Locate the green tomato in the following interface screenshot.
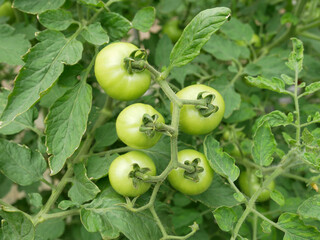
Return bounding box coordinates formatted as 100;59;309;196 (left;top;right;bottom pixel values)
162;18;183;43
108;151;156;197
239;171;275;202
94;42;151;101
0;1;14;20
116;103;165;149
251;34;261;47
173;84;225;135
168;149;214;195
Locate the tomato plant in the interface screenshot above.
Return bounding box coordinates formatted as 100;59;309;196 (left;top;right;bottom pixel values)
1;1;320;240
162;18;183;43
108;151;156;197
116;103;165;149
168;149;213;195
174;84;225;135
94;42;151;101
238;171;275;202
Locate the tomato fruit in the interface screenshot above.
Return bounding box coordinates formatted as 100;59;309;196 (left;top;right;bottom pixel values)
94;42;151;101
162;18;183;43
168;149;214;195
239;171;275;202
0;1;14;20
116;103;165;149
108;151;156;197
174;84;225;135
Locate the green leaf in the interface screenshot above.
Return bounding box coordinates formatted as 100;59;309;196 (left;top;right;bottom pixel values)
80;186;162;240
13;0;65;14
278;213;320;240
170;64;201;88
0;173;12;198
304;82;320;95
132;7;155;32
155;35;173;69
169;7;230;69
261;220;272;233
28;193;43;209
303;150;320;170
244;63;262;76
210;77;241;118
81;22;109;45
270;189;285;206
189;175;239;208
100;12;131;40
213;207;237;232
0;24;30;65
58;200;79;210
94;122;117;149
79;0;100;5
220;17;254;43
245;76;290;94
0;139;46;186
225;102;256;123
252;122;276;167
0;30;83;129
253;111;293;133
203;35;249;61
35;218;65;240
0;88;34;135
46;80;92;175
0;208;34;240
281;74;294;85
68;163;100;205
157;0;183;14
286;38;304;73
255;54;292;79
298;195;320;221
204;135;240;182
38;9;73;31
86;154;117;180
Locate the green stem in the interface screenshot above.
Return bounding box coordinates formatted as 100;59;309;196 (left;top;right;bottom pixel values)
33;167;74;226
251;208;287;233
231;167;285;240
150;206;168;237
253;211;258;240
293;67;301;144
41;209;80;222
282;172;309;183
87;146;134;157
298;31;320;41
297;19;320;31
40;178;56;189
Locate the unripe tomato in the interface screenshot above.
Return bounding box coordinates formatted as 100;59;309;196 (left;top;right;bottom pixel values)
94;42;151;101
173;84;225;135
168;149;214;195
251;34;261;47
116;103;165;149
239;171;275;202
0;1;14;20
162;18;183;43
108;151;156;197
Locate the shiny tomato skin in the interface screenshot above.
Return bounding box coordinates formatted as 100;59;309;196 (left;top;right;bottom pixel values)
174;84;225;135
94;42;151;101
116;103;165;149
168;149;214;195
108;151;156;197
239;171;275;202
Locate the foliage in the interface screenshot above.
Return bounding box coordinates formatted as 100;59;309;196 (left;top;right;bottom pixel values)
1;0;320;239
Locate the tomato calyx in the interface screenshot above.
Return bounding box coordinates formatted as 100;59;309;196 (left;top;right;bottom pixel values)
139;113;176;137
124;49;148;74
181;158;204;182
129;163;152;188
195;91;220;117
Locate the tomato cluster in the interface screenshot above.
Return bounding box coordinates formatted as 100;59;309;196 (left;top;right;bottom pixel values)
94;42;225;197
